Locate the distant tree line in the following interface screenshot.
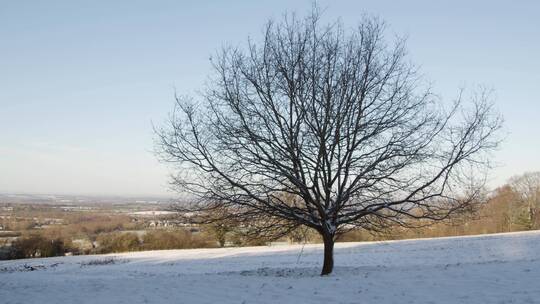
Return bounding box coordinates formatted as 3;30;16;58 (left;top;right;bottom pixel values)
177;171;540;245
2;229;215;260
337;172;540;241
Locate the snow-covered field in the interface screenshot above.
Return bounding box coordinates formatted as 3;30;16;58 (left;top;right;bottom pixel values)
2;231;540;304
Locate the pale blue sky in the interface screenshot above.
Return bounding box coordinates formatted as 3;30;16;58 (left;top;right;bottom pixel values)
1;0;539;196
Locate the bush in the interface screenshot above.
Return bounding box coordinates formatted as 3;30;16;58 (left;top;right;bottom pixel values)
142;230;212;250
8;234;67;259
93;230;214;254
95;232;141;253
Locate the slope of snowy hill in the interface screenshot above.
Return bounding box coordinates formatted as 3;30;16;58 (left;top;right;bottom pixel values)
1;231;540;304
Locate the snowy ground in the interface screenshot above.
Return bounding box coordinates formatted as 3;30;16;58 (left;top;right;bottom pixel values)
2;231;540;304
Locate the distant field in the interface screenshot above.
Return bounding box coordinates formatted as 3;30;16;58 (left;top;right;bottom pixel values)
1;230;539;304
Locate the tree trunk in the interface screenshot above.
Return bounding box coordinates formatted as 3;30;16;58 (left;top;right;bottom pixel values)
321;233;334;276
530;205;537;230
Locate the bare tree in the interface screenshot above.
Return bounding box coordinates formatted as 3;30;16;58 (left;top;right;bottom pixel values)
509;172;540;229
155;9;502;275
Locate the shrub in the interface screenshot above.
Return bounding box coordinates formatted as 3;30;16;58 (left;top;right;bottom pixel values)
8;234;67;259
141;230;212;250
95;232;140;253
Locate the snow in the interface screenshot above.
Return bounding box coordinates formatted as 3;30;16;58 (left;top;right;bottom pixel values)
130;211;177;216
2;230;540;303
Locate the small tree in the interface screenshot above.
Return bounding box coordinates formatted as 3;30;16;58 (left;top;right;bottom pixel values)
156;9;501;275
201;206;235;247
509;172;540;229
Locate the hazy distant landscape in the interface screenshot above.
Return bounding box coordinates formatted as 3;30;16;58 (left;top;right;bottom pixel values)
0;193;206;260
2;169;539;262
2;1;540;303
